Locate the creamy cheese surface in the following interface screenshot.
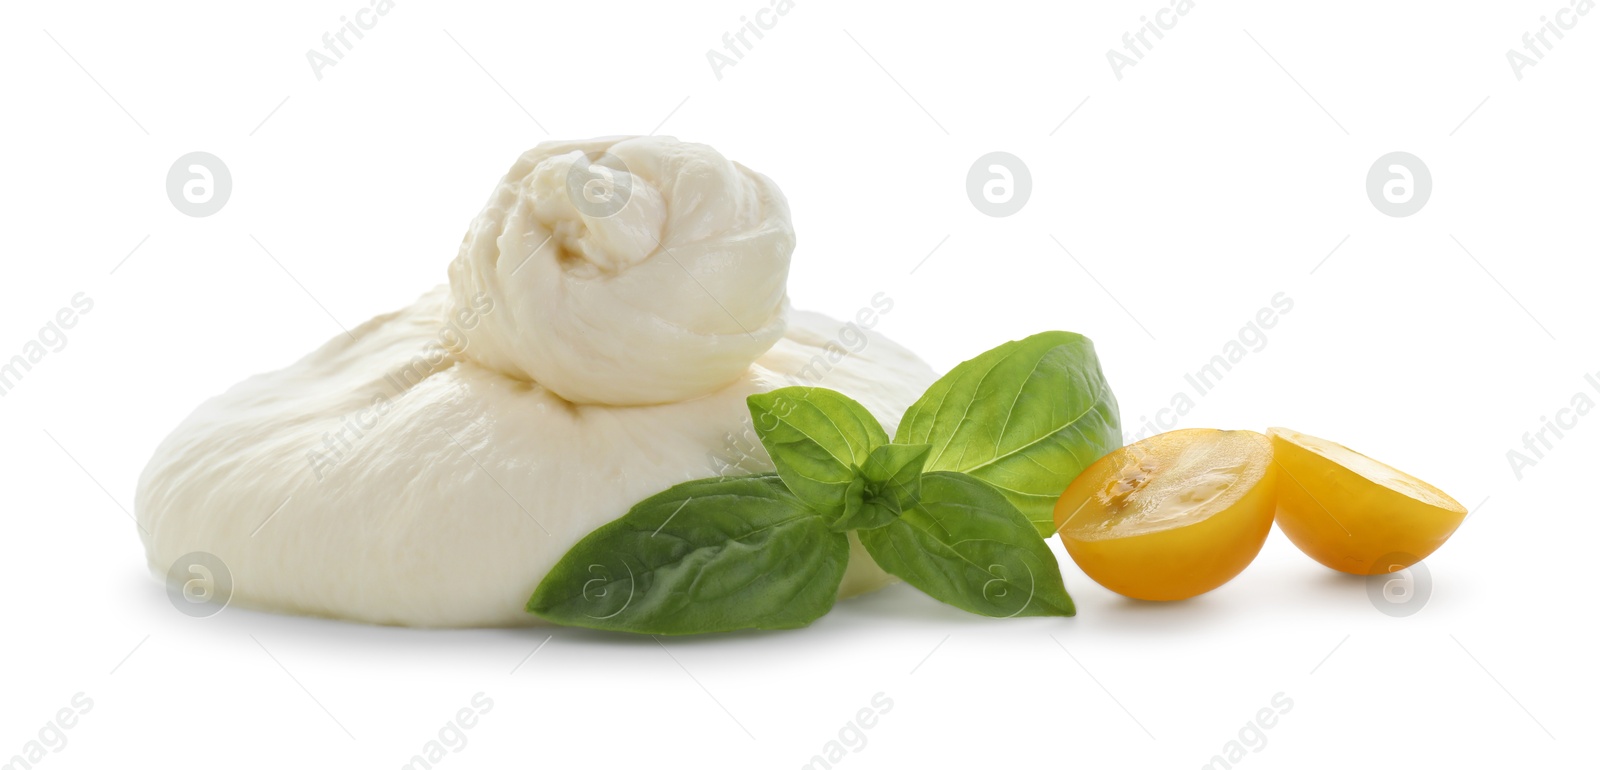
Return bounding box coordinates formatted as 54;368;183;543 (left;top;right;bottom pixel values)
449;136;794;406
135;137;937;627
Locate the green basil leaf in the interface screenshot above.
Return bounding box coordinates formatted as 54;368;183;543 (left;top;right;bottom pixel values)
862;442;932;513
527;474;849;635
748;387;889;515
824;443;932;532
823;476;877;532
829;482;900;533
834;501;900;532
858;472;1075;618
894;331;1121;537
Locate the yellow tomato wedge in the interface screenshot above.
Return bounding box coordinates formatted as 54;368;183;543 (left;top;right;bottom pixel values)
1268;427;1466;575
1054;429;1276;601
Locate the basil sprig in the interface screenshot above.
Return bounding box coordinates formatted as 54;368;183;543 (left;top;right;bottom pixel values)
528;331;1121;634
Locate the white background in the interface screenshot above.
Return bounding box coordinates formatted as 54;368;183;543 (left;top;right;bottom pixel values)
2;0;1594;767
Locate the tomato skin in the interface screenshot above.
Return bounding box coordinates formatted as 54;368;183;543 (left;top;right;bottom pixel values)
1054;429;1276;602
1269;429;1466;576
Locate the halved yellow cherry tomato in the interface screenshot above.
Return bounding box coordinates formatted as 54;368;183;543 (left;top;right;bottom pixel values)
1268;427;1466;575
1054;429;1276;601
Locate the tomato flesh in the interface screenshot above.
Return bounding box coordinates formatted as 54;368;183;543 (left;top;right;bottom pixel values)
1055;429;1276;601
